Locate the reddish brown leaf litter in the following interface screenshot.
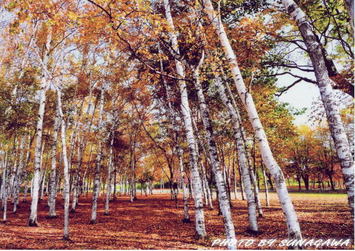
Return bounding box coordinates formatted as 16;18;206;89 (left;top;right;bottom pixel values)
0;193;353;249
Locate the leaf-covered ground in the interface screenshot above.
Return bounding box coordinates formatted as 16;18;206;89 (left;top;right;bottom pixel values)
0;192;353;249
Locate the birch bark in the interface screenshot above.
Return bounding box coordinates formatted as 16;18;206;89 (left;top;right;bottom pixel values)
160;56;191;221
57;89;70;240
13;136;26;213
1;153;8;222
214;78;258;232
202;0;302;239
48;110;59;217
28;76;48;226
104;132;114;215
282;0;354;214
28;27;52;226
163;0;206;238
90;89;105;224
193;62;237;249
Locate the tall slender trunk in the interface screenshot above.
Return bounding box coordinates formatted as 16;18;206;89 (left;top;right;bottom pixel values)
48;112;59;217
232;155;238;200
1;152;8;222
215;78;258;232
201;164;213;209
28;28;52;226
159;44;190;221
163;0;206;238
250;167;263;217
104;132;114;215
238;167;245;201
23;134;32;203
29;76;48;226
178;148;191;223
193;63;236;248
71;136;84;213
13;136;26;213
283;0;354;214
57;89;70;240
113;167;117;199
90;89;105;224
40;171;47;200
203;0;302;239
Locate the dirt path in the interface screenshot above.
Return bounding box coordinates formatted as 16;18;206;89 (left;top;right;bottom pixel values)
0;193;353;249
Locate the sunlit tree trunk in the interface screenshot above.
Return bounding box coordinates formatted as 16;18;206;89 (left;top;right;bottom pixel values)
90;89;105;224
177;147;191;223
29;75;49;226
192;123;214;210
1;152;8;222
23;134;32;203
28;27;52;227
214;78;258;232
71;138;83;213
71;171;78;212
203;0;302;239
57;88;70;240
163;0;206;238
40;170;47;200
160;51;191;221
193;63;237;249
104;132;114;215
13;136;26;213
238;166;245;201
48;112;59;218
283;0;354;214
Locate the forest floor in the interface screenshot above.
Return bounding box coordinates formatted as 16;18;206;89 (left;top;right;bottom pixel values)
0;192;353;250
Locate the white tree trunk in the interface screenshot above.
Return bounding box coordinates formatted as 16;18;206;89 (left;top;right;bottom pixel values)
2;153;8;222
202;0;301;239
194;66;237;249
215;78;258;232
163;0;206;238
48;111;59;217
13;136;26;213
177;147;191;223
40;171;47;199
29;76;48;226
71;142;81;212
28;27;52;226
283;0;354;214
57;89;70;240
90;89;105;224
104;133;114;215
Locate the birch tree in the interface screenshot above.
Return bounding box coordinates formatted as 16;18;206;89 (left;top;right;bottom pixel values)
193;53;237;248
48;113;59;218
90;88;105;224
104;132;114;216
163;0;206;238
201;0;302;240
214;77;258;232
57;88;70;240
282;0;354;214
29;26;52;226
